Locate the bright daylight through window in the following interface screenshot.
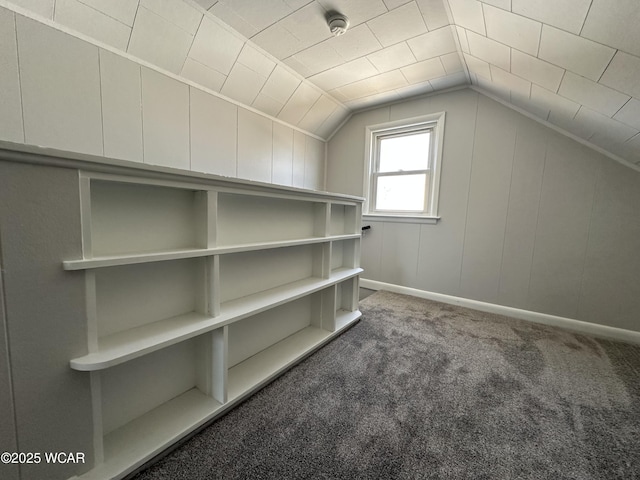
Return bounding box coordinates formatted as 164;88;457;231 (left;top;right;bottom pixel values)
366;113;445;221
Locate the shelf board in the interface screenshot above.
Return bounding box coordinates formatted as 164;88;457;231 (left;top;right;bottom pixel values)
227;318;359;401
336;309;362;331
70;268;363;371
77;388;223;480
63;234;361;270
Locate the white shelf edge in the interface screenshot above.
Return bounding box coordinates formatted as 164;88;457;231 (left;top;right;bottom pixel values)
70;268;363;371
76;388;223;480
63;234;361;271
335;309;362;331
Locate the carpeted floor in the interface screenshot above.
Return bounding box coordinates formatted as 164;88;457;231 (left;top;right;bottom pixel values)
132;290;640;479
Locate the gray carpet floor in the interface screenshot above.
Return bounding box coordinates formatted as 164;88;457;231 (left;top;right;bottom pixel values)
132;290;640;479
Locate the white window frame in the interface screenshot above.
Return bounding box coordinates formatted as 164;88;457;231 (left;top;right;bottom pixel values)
363;112;445;224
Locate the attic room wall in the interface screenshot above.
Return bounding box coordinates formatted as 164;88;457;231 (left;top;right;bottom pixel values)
0;6;326;191
327;88;640;333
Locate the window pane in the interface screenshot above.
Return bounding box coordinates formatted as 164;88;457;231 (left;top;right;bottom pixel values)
379;132;430;172
375;174;428;212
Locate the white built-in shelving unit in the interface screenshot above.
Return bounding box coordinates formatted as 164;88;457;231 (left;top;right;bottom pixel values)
64;172;363;480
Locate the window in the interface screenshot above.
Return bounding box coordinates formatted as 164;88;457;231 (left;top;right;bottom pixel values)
365;113;445;222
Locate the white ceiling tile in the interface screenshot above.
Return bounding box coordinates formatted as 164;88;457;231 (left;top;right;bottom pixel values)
489;64;531;98
474;75;510;101
345;90;402;109
261;65;301;103
188;16;243;75
530;84;580;120
456;26;470;54
581;0;640;58
367;42;417;73
416;0;450;31
549;108;597;138
286;26;380;78
367;2;428;47
511;50;564;92
317;0;388;27
327;88;350;103
0;8;23;143
252;92;284;117
333;70;408;100
278;83;321;124
463;53;491;79
315;105;350;138
558;72;629;117
140;0;203;35
55;0;131;50
78;0;138;26
407;26;456;61
600;52;640;100
401;57;446;83
328;24;382;62
512;0;591;34
383;0;413;9
440;52;464;74
210;0;294;35
181;57;226;92
430;71;468;89
466;30;510;71
252;24;304;59
192;0;217;9
510;92;551;120
309;57;379;90
207;1;258;38
128;7;193;73
481;0;511;10
220;62;267;105
237;44;276;78
613;99;640;131
283;56;315;77
394;80;433;98
10;0;54;18
538;25;615;81
447;0;485;35
483;4;541;56
575;107;638;146
279;2;332;50
299;95;338;132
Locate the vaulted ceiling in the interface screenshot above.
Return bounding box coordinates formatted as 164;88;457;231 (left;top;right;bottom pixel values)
7;0;640;167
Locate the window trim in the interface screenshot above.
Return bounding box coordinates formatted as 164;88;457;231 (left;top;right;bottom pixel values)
364;112;446;220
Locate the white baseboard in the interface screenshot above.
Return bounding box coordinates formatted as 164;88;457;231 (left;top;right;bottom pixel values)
360;279;640;345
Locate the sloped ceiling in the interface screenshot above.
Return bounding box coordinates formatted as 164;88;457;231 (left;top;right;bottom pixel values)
5;0;640;167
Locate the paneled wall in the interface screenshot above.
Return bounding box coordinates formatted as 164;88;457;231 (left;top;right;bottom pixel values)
0;6;326;191
327;88;640;332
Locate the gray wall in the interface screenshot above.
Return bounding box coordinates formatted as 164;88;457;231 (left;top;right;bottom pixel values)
0;6;325;191
327;88;640;332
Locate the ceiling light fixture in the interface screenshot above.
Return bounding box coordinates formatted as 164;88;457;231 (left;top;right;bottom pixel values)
327;13;349;36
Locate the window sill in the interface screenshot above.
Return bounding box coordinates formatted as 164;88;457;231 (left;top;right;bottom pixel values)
363;214;440;225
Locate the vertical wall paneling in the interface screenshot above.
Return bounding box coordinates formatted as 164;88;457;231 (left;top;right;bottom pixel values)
99;49;143;163
497;118;547;307
0;256;19;480
359;221;383;281
0;163;93;479
527;134;601;318
576;160;640;330
304;136;325;191
292;130;306;188
412;91;477;296
237;108;273;183
272;122;294;186
16;15;103;156
141;67;190;169
0;7;24;144
380;222;422;288
326;108;391;197
459;96;516;303
190;87;238;177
